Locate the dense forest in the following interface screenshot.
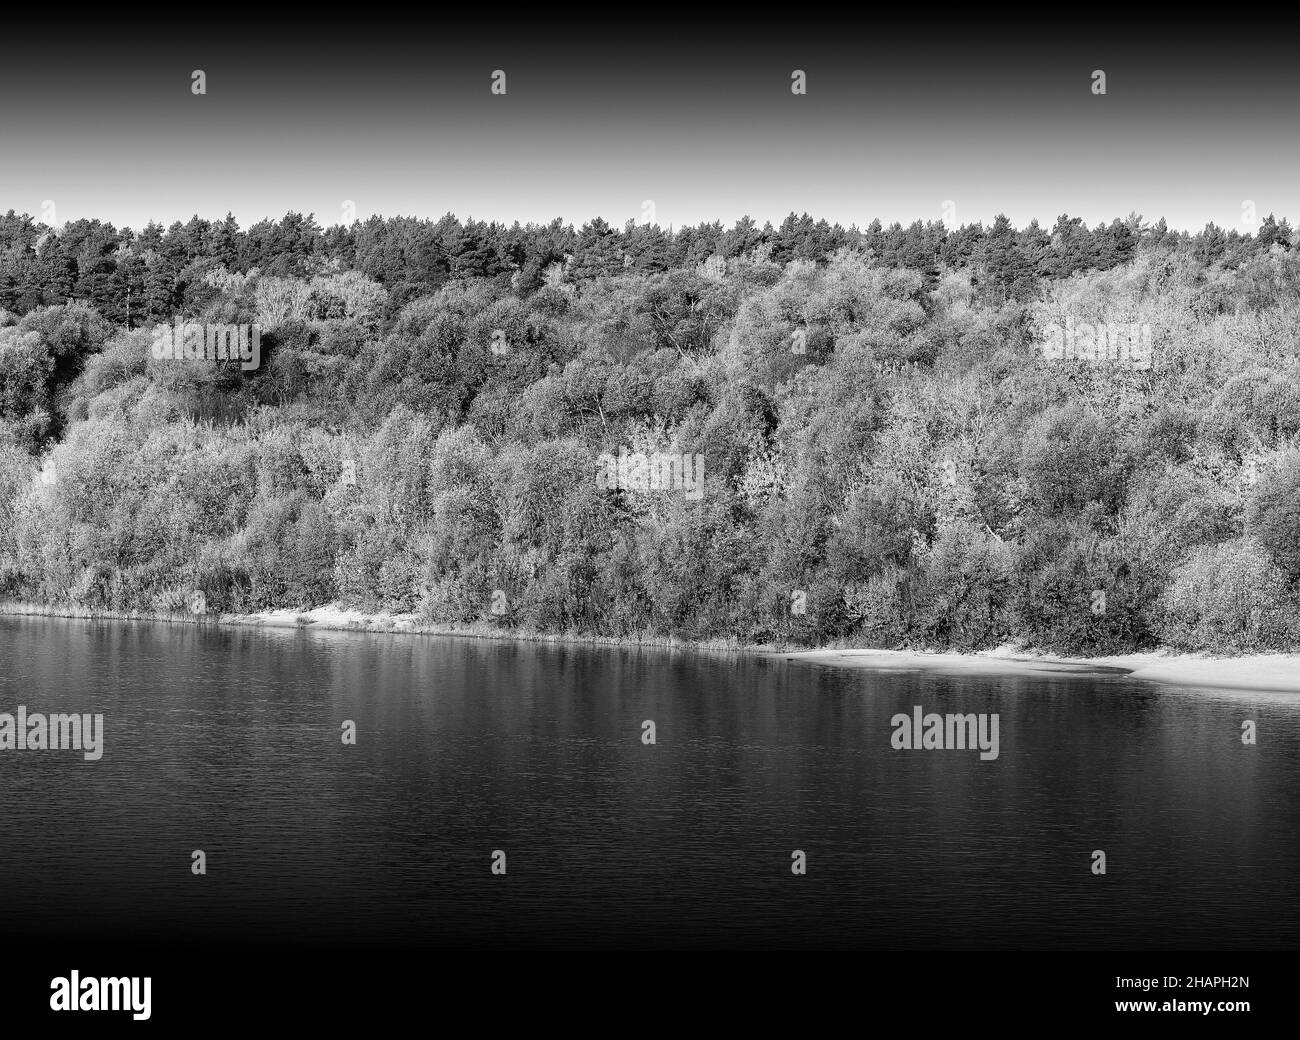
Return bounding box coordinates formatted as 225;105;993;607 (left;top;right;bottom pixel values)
1;208;1298;654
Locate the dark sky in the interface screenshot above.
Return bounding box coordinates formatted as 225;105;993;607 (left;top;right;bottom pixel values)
2;14;1296;232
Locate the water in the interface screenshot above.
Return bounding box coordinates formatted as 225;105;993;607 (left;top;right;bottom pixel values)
1;615;1296;950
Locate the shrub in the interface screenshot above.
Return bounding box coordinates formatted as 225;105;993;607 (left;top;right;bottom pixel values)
1246;449;1300;580
1158;537;1300;652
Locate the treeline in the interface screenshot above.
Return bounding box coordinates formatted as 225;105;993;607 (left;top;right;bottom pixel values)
2;208;1296;325
1;212;1299;655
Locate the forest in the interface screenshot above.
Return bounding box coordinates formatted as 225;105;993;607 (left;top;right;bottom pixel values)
1;207;1298;654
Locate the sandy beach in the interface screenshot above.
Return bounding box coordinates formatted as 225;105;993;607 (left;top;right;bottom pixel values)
781;647;1300;693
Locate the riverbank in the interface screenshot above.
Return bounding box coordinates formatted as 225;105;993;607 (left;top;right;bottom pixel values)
3;601;1298;693
782;647;1300;693
0;600;752;652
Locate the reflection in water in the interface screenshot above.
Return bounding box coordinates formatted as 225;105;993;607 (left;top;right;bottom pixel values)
0;616;1296;949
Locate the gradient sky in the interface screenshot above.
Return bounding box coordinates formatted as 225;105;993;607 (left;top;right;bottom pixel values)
2;14;1296;233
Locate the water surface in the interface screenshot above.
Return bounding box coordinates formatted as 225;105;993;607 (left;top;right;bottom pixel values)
1;616;1295;949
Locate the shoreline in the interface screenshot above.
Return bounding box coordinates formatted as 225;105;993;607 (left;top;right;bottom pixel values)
0;600;758;653
783;647;1300;694
3;601;1298;693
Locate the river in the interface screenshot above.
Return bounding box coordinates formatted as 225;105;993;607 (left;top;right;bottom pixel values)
1;616;1296;949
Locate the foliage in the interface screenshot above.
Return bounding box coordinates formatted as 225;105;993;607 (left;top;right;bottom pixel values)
1;207;1298;653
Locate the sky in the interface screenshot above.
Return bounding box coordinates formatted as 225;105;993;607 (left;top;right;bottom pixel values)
2;14;1296;234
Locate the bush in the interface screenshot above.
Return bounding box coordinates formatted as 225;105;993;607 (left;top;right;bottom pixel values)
1158;537;1300;652
844;563;910;647
911;522;1012;651
1246;449;1300;581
